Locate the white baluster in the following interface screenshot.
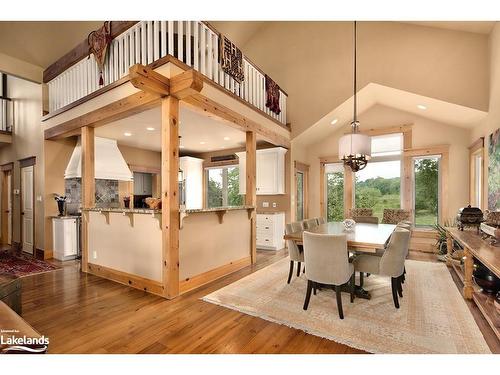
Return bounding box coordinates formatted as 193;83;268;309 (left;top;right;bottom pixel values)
193;21;199;70
186;21;191;66
200;25;206;75
212;32;218;84
207;30;213;79
153;21;160;61
168;21;174;55
178;21;184;62
147;21;153;64
135;24;141;64
141;22;147;65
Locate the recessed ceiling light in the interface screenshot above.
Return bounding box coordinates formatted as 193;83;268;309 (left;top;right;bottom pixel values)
331;118;338;125
124;132;132;137
223;136;230;141
146;127;155;131
179;145;185;149
200;141;206;145
417;104;427;110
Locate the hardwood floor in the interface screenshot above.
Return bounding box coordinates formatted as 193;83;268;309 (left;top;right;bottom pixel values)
19;249;497;354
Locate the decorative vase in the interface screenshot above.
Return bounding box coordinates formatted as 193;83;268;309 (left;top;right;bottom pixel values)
123;197;130;209
57;200;65;216
343;219;356;231
473;262;500;295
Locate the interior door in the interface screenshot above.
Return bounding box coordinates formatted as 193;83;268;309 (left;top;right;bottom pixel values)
7;172;11;245
21;166;34;254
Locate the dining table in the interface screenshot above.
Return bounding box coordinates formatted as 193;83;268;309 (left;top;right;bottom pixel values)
283;221;397;299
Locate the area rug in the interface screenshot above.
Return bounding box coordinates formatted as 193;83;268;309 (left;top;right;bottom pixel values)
203;258;491;354
0;251;60;277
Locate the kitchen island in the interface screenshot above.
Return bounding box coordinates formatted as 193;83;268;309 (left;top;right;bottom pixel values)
82;206;255;296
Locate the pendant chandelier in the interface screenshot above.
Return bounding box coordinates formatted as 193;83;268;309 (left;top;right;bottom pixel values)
338;21;371;172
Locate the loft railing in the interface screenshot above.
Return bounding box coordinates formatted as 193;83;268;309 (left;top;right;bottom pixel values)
46;21;288;126
0;96;13;132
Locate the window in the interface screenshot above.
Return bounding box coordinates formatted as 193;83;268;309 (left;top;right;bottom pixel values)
296;171;305;221
469;139;484;209
325;163;345;222
206;166;243;208
354;133;403;221
413;156;440;227
473;153;482;207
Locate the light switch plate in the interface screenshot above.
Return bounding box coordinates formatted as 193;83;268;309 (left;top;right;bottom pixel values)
36;195;42;202
272;202;277;208
262;202;269;208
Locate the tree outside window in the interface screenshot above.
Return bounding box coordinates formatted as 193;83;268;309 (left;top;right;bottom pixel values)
207;166;243;208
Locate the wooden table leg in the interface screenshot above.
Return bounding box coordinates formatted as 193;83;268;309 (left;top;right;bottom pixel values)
446;232;453;266
463;247;474;300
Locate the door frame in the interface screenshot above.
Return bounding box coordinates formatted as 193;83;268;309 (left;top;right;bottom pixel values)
19;156;36;254
294;161;309;221
1;162;13;246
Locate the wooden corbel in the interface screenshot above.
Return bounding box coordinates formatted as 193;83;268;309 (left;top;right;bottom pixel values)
122;211;134;227
129;64;170;97
246;207;255;220
98;210;110;225
216;210;227;224
170;69;204;99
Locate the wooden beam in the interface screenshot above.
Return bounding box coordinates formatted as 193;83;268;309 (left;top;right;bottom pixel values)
44;91;160;140
161;96;180;299
182;94;290;148
129;64;170;97
43;21;139;83
81;126;95;273
245;131;257;264
170;69;204;99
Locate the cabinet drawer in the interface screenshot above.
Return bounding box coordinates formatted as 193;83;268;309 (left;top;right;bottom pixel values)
256;236;274;246
257;215;274;224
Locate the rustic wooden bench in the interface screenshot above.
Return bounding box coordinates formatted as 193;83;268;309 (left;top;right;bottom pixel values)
0;273;21;315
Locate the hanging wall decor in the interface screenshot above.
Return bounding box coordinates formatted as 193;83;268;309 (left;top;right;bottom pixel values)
219;34;244;83
265;75;281;115
88;21;112;86
488;128;500;211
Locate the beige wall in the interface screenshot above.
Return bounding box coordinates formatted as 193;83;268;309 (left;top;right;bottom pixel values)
0;52;43;83
216;21;489;138
301;104;471;221
0;75;44;250
471;22;500;211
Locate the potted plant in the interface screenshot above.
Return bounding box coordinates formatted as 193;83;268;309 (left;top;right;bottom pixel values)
123;196;131;209
434;218;460;262
53;194;67;216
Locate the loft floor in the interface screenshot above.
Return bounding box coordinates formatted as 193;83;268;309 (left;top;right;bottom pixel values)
20;250;498;354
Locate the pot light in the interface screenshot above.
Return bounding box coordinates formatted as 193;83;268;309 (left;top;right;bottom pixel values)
179;145;185;149
223;136;230;141
200;141;206;145
146;127;155;131
331;118;338;125
417;104;427;110
124;132;132;137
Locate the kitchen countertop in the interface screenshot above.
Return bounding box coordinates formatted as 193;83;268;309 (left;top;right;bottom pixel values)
81;206;255;215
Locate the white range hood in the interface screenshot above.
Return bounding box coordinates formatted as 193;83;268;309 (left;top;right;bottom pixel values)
65;137;133;181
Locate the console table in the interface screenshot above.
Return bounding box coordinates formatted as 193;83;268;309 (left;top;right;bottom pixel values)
446;227;500;341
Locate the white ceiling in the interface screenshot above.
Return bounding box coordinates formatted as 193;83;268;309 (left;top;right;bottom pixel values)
296;82;488;147
95;105;247;153
403;21;496;35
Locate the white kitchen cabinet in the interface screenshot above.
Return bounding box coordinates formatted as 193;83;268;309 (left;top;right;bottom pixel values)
52;217;79;261
256;213;285;250
133;172;153;195
237;147;287;195
179;156;204;209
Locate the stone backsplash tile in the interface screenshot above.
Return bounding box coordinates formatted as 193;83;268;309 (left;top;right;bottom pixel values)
64;178;119;213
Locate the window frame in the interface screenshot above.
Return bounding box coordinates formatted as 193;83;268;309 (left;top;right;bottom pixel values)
294;160;309;221
468;137;485;209
205;164;241;208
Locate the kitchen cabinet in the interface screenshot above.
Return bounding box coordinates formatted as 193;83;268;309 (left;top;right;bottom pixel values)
52;217;79;261
237;147;287;195
133;172;153;195
179;156;203;209
256;213;285;250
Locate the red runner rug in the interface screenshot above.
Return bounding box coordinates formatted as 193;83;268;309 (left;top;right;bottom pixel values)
0;251;60;277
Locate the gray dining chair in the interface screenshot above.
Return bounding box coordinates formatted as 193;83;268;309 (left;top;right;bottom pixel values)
353;228;411;309
315;217;326;225
382;209;411;224
303;218;318;230
352;216;379;224
302;232;355;319
285;223;305;283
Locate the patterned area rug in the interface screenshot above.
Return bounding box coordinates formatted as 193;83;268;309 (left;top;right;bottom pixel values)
203;258;491;354
0;251;60;277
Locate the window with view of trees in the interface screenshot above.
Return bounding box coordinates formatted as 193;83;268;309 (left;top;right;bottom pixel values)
354;133;403;222
206;166;243;208
413;156;440;226
355;160;401;222
325;163;345;222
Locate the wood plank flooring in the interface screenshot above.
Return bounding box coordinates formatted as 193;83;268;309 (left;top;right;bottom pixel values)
18;250;497;354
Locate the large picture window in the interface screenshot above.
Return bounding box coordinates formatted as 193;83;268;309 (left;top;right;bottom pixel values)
206;166;243;208
325;163;345;222
413;156;440;227
354;133;403;222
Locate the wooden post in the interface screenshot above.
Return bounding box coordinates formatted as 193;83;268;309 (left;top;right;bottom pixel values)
245;131;257;264
161;96;180;299
446;231;453;266
463;247;474;300
81;126;95;273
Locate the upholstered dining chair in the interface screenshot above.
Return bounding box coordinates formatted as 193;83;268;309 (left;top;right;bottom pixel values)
352;216;379;224
303;218;318;230
353;228;411;309
348;208;373;218
382;209;411;224
302;232;355;319
285;223;305;284
315;217;326;225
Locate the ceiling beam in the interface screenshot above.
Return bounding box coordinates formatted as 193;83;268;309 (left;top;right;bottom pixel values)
129;64;170;97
